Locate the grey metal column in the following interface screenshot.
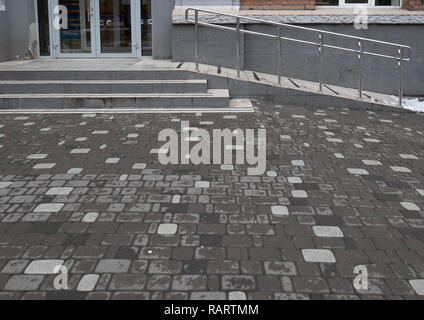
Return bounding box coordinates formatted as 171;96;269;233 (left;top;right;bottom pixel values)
195;10;199;72
277;26;282;85
398;47;403;107
359;40;364;100
236;17;241;78
319;33;323;93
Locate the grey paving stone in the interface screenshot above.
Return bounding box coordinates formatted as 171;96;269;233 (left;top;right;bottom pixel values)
77;274;100;292
5;275;44;291
95;260;131;273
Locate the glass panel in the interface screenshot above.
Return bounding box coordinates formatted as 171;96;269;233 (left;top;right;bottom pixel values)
315;0;339;5
344;0;369;3
37;0;50;56
59;0;92;54
375;0;400;5
141;0;152;56
99;0;132;54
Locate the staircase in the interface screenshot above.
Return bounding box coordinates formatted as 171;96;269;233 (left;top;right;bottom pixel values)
0;70;230;110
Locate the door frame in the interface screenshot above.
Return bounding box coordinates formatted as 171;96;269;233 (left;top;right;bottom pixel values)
50;0;142;58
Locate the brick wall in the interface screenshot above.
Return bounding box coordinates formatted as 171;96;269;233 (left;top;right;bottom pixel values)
403;0;424;10
240;0;316;9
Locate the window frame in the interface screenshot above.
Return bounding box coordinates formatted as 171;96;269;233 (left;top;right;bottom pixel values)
316;0;402;8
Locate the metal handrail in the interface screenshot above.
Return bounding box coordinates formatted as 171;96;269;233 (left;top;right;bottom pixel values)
185;7;412;107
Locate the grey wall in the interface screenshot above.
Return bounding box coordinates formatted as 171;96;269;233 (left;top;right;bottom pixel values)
152;0;175;59
1;0;36;61
0;10;8;61
172;23;424;96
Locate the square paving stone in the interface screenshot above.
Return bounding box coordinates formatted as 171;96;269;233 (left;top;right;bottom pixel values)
313;226;344;238
46;187;73;195
24;260;64;274
302;249;336;263
172;275;207;291
33;203;64;213
229;291;247;300
77;274;99;291
95;259;131;273
391;166;412;173
271;206;289;216
409;280;424;295
401;202;420;211
5;275;44;291
347;168;369;175
158;223;178;235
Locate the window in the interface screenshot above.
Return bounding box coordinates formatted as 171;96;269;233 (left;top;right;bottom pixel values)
0;0;6;12
316;0;401;6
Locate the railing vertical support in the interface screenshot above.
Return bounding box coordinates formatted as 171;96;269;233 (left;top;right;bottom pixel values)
195;10;199;72
236;17;241;78
359;40;364;100
319;32;324;93
277;26;282;85
398;47;403;107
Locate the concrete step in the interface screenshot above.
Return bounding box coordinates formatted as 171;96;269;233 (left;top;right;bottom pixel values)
0;70;201;81
0;89;230;109
0;80;208;94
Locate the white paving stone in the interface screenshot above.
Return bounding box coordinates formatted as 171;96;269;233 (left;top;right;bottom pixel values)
132;163;146;170
292;115;305;119
362;160;382;166
195;181;210;188
34;203;64;213
409;280;424;295
327;138;343;143
313;226;344;238
172;195;181;204
400;202;420;211
221;165;234;170
363;138;380;143
280;135;292;141
291;160;305;166
271;206;289;216
291;190;308;198
82;212;99;222
24;260;64;274
334;153;344;159
127;133;139;138
27;154;48;160
0;182;12;189
92;130;109;135
302;249;336;263
347;168;369;175
75;137;87;142
70;148;91;154
105;158;120;164
391;166;412;173
46;187;73;195
33;163;56;169
266;171;277;177
288;177;302;184
158;223;178;235
399;154;419;160
67;168;83;174
229;291;247;300
417;189;424;196
77;274;99;292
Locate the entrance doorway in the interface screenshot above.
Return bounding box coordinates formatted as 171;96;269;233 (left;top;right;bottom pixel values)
45;0;151;58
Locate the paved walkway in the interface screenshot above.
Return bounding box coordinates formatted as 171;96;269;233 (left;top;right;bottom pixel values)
0;101;423;300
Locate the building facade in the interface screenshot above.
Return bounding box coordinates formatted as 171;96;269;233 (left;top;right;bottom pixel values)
0;0;423;95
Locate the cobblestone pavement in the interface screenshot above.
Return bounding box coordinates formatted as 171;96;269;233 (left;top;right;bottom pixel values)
0;101;424;300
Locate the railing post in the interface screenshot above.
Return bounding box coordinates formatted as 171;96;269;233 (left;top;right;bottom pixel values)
236;17;241;78
398;47;403;107
359;40;364;100
319;32;324;93
277;26;282;85
195;10;199;72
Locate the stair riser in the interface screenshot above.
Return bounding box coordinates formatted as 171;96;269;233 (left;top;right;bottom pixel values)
0;97;230;109
0;83;208;94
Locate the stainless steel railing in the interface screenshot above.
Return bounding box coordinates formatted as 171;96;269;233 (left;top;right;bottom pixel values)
185;7;412;107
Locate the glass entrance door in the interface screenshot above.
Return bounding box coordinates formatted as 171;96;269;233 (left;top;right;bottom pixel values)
52;0;144;58
96;0;136;56
55;0;95;57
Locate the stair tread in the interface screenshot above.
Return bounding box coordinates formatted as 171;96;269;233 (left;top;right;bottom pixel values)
0;80;208;84
0;89;229;98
